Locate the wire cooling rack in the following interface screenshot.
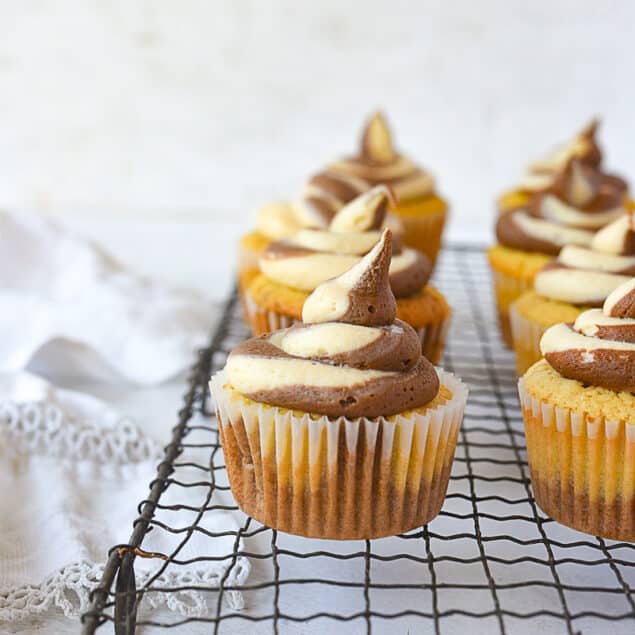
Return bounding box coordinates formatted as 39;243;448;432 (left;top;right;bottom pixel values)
81;245;634;635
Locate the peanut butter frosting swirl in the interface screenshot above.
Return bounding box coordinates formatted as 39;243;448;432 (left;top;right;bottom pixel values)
540;278;635;393
497;157;629;255
227;229;440;417
516;120;602;193
260;186;431;298
255;111;434;238
534;212;635;306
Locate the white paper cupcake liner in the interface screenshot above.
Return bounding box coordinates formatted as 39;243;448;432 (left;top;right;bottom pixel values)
210;368;468;539
491;267;534;348
509;301;546;376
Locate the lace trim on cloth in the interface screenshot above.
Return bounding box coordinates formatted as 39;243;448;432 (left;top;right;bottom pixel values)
0;558;251;622
0;400;251;619
0;400;162;464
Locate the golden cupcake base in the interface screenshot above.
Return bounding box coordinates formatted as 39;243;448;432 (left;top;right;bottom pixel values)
487;245;552;348
519;361;635;542
393;195;448;266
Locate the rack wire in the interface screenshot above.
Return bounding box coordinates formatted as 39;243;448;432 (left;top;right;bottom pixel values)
81;245;635;635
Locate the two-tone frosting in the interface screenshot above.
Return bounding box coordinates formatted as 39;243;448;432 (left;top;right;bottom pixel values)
516;120;602;193
256;111;434;239
227;230;439;417
534;212;635;306
497;157;629;255
259;186;431;297
540;278;635;393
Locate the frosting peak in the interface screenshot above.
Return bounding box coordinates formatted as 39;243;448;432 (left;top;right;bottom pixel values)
255;112;436;240
496;155;629;256
329;184;394;233
541;277;635;393
228;231;440;417
260;189;431;297
303;228;397;326
518;119;602;192
361;111;396;163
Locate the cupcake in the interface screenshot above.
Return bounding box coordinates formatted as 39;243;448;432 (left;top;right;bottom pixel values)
238;111;448;302
244;186;451;364
510;210;635;375
518;278;635;541
488;150;630;347
211;230;468;539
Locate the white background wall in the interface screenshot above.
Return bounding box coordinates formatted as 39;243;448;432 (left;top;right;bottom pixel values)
1;1;633;243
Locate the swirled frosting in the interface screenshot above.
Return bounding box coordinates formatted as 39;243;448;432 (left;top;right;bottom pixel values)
227;229;440;417
255;111;434;239
533;212;635;306
259;186;431;297
540;278;635;393
516;120;602;192
497;157;628;255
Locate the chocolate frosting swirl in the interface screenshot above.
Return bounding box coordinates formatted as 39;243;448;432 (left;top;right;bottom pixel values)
541;278;635;393
307;111;435;216
534;212;635;306
227;229;440;417
260;186;431;298
516;120;602;193
496;157;629;255
256;111;434;238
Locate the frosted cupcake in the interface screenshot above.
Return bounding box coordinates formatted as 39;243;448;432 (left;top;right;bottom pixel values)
238;110;447;294
519;278;635;541
510;211;635;375
212;230;468;539
244;186;451;364
489;153;630;346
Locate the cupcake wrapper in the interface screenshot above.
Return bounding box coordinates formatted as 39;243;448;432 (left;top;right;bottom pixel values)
211;369;468;539
399;208;447;266
237;247;263;323
509;302;545;376
242;290;297;333
420;314;451;366
518;378;635;541
491;268;534;348
243;289;450;365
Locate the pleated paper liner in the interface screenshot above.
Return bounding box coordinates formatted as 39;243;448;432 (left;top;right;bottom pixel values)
518;377;635;542
242;288;451;366
491;267;535;349
509;302;546;376
211;369;468;540
397;205;447;267
237;240;266;323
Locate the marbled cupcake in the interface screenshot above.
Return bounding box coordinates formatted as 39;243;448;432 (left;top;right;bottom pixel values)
211;230;468;539
238;110;448;299
244;186;451;364
510;210;635;374
519;278;635;541
488;147;631;347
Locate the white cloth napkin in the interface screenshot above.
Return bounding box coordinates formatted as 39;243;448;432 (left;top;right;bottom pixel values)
0;209;213;385
0;210;249;623
0;373;249;622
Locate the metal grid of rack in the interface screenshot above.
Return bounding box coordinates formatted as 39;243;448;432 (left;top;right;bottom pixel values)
81;245;635;635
